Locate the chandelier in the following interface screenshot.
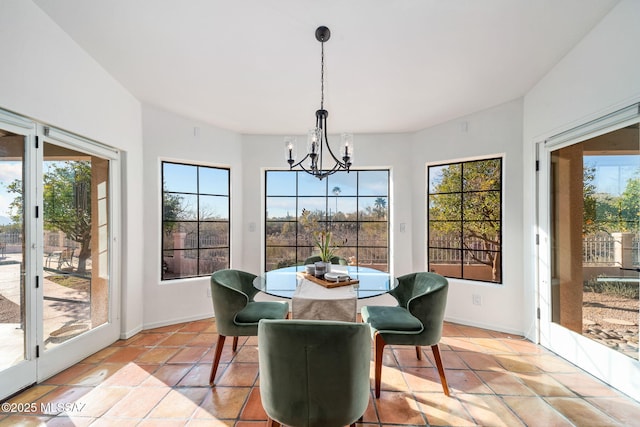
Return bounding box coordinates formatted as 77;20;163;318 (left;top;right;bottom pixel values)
285;26;353;180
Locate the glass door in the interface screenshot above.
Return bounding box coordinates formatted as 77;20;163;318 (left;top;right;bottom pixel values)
36;130;120;382
0;117;37;398
539;111;640;401
0;110;120;400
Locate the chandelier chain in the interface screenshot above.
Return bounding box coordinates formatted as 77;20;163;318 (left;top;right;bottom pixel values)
320;40;325;110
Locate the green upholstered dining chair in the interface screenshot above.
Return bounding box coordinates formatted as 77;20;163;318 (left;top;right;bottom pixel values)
258;319;371;427
209;269;289;386
303;255;348;265
361;272;449;398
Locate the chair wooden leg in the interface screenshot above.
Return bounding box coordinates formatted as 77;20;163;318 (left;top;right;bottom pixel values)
373;332;386;398
266;417;281;427
415;345;422;360
232;336;239;352
431;344;450;396
209;334;226;386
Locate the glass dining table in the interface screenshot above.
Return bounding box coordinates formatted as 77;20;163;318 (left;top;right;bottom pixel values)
253;265;397;299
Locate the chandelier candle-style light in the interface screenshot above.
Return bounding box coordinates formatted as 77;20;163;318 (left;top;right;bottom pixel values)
285;26;353;180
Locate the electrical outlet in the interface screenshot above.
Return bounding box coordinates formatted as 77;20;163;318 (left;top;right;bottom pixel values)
472;294;482;306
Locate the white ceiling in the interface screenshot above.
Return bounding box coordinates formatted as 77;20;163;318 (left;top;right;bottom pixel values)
34;0;619;135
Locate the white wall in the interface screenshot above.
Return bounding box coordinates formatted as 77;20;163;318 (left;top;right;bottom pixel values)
141;105;244;328
0;0;144;338
240;133;414;277
412;99;525;335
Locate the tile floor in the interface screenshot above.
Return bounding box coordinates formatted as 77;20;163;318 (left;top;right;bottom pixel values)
1;318;640;426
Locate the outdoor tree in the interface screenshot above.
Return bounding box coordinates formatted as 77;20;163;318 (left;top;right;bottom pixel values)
43;161;92;274
8;161;93;274
429;159;501;281
373;197;387;219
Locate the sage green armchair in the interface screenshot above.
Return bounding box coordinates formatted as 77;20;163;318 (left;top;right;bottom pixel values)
258;319;371;427
209;269;289;386
303;255;348;265
361;272;449;398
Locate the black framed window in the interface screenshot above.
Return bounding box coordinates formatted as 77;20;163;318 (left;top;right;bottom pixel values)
427;157;502;283
265;170;389;272
161;161;230;280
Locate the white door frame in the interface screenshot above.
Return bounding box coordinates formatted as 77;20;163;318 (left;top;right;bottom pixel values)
0;109;122;400
536;104;640;402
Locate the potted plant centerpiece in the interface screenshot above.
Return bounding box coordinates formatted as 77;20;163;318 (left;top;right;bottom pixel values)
300;209;340;277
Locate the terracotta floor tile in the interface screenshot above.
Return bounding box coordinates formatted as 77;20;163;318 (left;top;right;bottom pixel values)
135;347;180;364
550;371;622;397
476;371;536;396
458;393;525;426
374;390;428;425
110;334;145;347
546;396;622;426
168;346;208;364
244;336;259;346
177;363;213;387
147;387;209;418
142;364;191;386
456;325;496;338
103;387;169;418
233;422;267;427
493;354;542;373
233;345;259;363
188;333;217;347
361;393;379;424
42;363;94;385
468;337;515;353
81;346;120;363
146;323;186;333
379;347;399;367
502;396;574;426
377;364;409;393
442;322;466;337
6;318;637;427
158;332;198;347
413;391;475;426
67;364;124;387
6;385;57;404
34;385;94;416
520;354;581;373
101;362;155;386
131;332;171;346
430;349;468;370
457;351;505;371
179;320;214;332
72;385;131;417
586;396;640;426
501;337;549;354
102;346;148;363
515;372;576;397
216;362;259;387
441;337;483;352
402;367;449;393
192;386;251;419
393;347;434;368
0;415;53;426
445;369;493;394
47;415;95;426
186;419;234;427
238;387;267;420
138;419;189;427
